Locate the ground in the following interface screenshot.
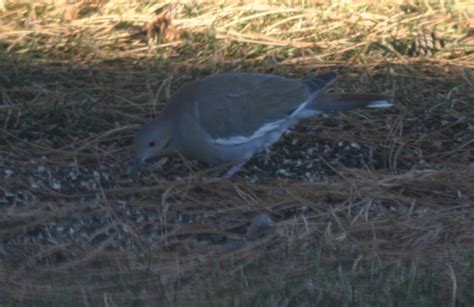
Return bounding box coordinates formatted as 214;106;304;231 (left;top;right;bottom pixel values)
0;1;473;305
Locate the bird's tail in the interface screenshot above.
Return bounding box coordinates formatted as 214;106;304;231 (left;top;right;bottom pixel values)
309;93;393;112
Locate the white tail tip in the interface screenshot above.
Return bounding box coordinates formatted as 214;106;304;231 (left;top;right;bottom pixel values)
366;100;394;108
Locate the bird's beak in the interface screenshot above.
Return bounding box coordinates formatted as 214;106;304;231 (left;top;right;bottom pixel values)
131;155;146;176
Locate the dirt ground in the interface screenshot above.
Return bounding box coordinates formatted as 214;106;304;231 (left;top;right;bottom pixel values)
1;1;473;305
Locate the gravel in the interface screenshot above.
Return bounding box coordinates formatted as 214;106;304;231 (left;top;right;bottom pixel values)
0;123;409;258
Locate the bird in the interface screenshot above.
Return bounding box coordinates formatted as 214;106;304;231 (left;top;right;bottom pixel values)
132;71;393;177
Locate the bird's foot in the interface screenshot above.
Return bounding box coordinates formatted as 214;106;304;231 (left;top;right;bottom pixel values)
222;161;247;179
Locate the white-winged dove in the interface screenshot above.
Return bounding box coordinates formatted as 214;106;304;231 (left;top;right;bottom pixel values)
132;71;393;177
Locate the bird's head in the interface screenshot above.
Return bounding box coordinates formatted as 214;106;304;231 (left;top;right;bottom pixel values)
132;118;173;175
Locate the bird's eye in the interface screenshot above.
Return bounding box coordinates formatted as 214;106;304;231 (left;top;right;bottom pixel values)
148;141;155;147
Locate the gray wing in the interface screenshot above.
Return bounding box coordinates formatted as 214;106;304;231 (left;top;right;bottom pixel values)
167;71;337;142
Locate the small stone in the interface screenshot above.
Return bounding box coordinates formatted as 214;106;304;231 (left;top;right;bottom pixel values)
93;171;101;182
335;232;347;241
276;169;292;177
5;191;15;198
69;171;78;180
246;214;277;240
121;224;130;233
51;180;62;191
4;169;14;177
351;142;361;150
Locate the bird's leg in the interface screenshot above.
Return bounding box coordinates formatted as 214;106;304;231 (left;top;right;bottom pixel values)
222;160;247;178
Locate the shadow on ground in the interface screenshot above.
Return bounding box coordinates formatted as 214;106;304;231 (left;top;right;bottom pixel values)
1;58;473;305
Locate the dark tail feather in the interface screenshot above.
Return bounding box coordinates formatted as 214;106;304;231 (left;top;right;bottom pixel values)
310;93;393;112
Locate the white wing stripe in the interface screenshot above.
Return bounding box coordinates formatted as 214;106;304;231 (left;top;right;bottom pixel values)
212;118;287;145
211;98;310;146
289;98;310;117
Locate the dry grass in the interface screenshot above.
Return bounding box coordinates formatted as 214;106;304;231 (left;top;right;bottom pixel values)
1;0;474;305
